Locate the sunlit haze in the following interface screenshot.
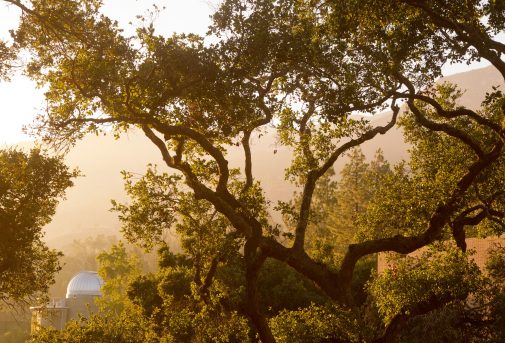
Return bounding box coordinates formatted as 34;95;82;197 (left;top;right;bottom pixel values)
0;0;220;144
0;1;497;145
1;2;505;339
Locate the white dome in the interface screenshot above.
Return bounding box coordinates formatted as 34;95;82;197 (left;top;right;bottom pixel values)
66;271;104;298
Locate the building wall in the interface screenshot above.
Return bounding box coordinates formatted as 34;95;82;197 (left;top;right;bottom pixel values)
66;295;99;322
30;295;99;333
31;307;68;333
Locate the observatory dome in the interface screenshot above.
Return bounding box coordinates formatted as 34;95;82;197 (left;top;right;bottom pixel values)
66;271;104;298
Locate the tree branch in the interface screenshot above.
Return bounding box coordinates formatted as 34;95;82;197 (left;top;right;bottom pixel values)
403;0;505;78
149;121;231;194
292;101;400;252
316;102;400;179
450;206;487;251
374;293;468;343
198;257;219;297
396;73;486;158
244;240;275;343
242;130;253;192
141;125;174;166
259;236;348;304
394;92;504;139
339;141;503;293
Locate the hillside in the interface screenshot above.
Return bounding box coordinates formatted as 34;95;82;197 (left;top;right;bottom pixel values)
21;65;501;247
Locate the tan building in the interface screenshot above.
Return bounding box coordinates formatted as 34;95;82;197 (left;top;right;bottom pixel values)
30;271;104;333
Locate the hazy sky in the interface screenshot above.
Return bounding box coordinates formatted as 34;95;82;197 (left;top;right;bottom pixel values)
0;0;219;144
0;0;492;144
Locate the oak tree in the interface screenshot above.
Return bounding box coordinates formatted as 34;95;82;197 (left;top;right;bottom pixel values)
3;0;505;341
0;149;76;307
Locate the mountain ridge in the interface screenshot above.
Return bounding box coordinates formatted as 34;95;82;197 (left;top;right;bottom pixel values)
10;65;501;247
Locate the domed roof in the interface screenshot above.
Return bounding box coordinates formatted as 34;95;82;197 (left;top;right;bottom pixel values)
66;271;104;298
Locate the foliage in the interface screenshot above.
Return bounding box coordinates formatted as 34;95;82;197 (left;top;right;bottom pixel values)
96;241;142;314
48;235;118;297
286;148;390;305
476;244;505;341
296;148;392;265
0;149;76;307
400;83;505;237
359;83;505;244
270;304;368;343
367;245;482;324
257;259;327;315
28;306;154;343
0;39;16;81
50;235;158;299
127;246;253;342
392;244;505;343
2;0;505;341
396;301;476;343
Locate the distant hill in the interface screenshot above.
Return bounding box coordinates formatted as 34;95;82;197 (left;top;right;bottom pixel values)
359;65;504;161
14;65;500;248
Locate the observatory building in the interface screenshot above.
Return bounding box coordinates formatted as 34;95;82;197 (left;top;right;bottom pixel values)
30;271;104;332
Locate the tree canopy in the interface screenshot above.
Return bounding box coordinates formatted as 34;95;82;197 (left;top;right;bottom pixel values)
2;0;505;341
0;149;76;307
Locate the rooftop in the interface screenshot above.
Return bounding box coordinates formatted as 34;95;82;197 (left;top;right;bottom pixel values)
66;271;104;298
